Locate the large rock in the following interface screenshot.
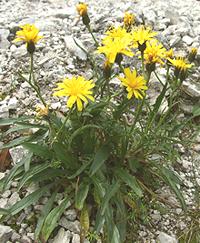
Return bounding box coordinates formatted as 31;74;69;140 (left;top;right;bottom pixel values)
0;225;13;243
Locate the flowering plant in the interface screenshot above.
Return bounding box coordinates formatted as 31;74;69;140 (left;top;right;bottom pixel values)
0;4;199;243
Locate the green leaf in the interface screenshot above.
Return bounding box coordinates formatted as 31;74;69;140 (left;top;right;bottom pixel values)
111;225;121;243
0;136;30;149
41;197;69;242
23;143;53;159
69;124;101;149
5;122;47;136
146;81;168;130
28;168;65;184
0;116;30;126
160;166;187;211
116;168;143;197
18;162;50;190
34;190;58;241
9;184;52;215
89;145;110;176
0;208;10;216
53;142;77;169
67;160;91;179
101;182;120;215
3;152;33;190
75;182;90;210
192;106;200;117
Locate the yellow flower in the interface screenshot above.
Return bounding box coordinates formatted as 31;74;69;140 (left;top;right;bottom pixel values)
76;2;88;16
124;12;135;26
118;68;148;99
14;24;43;44
53;76;95;111
36;104;49;117
97;26;133;64
131;25;157;51
144;40;166;65
168;57;192;72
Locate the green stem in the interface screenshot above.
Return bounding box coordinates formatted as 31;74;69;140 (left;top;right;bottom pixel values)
29;54;34;83
86;24;99;47
141;51;145;76
18;72;46;107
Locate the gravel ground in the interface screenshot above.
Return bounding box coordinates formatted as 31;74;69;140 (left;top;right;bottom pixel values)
0;0;200;242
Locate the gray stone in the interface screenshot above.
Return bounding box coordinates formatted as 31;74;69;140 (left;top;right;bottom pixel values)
21;235;32;243
51;102;61;110
64;36;87;60
182;35;193;46
0;225;13;243
52;228;71;243
59;217;80;234
72;233;80;243
64;209;77;221
169;36;181;47
2;190;11;198
193;144;200;152
7;97;18;110
0;104;9;118
158;232;178;243
9;146;28;164
0;172;5;180
0;29;10;49
7;192;20;207
182;81;200;98
11;232;20;242
0;198;8;209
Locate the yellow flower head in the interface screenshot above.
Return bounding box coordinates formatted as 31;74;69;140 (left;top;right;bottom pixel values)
14;24;43;44
144;40;166;65
76;2;88;16
118;68;148;99
53;76;95;111
131;25;157;48
168;56;192;72
124;12;135;26
36;104;49;117
97;26;133;64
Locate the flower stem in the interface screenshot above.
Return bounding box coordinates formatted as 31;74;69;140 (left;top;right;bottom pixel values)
86;24;99;47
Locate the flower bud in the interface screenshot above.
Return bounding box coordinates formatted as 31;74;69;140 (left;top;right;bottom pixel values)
103;59;112;79
115;53;123;65
188;47;197;63
36;104;49;117
138;41;146;53
27;41;35;54
124;12;135;30
146;62;156;74
76;2;88;16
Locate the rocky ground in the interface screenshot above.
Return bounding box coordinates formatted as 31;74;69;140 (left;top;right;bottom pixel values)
0;0;200;242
